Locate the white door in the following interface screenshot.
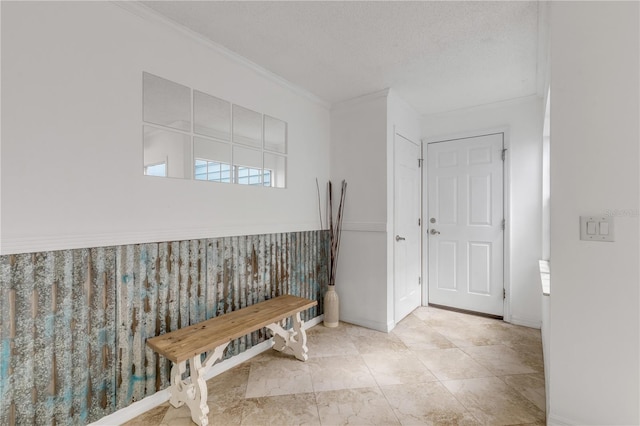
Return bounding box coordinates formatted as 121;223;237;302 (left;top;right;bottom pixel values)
427;133;504;316
394;133;422;323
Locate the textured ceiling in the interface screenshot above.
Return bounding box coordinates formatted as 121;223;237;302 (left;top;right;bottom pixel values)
141;1;542;115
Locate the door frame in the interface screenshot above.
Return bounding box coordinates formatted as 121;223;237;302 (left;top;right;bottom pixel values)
421;127;512;322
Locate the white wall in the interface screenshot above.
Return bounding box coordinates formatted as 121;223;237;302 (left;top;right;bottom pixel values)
330;91;389;331
421;96;544;327
330;89;421;331
1;2;331;254
549;2;639;424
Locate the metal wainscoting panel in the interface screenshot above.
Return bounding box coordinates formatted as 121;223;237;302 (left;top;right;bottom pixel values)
0;230;328;424
0;248;117;425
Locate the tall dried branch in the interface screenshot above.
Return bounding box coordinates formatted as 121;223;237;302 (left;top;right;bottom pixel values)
326;179;347;287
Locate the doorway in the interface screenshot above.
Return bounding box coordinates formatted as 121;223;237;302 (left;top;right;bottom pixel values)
425;133;505;317
393;132;422;323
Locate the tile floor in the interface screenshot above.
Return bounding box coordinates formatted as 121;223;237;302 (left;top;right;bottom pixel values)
124;306;546;425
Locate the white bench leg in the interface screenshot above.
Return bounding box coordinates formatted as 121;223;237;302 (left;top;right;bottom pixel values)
168;342;229;426
265;311;309;361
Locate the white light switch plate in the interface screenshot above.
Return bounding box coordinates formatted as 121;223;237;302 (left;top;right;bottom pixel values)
580;216;615;242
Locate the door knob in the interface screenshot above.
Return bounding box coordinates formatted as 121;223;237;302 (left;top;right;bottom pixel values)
430;229;440;235
395;235;406;241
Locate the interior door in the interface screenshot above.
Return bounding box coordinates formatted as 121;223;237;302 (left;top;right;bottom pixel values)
394;133;422;323
427;133;504;316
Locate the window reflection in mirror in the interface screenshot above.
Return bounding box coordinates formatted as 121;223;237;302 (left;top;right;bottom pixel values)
195;160;231;182
233;146;263;185
144;162;167;177
264;152;286;188
143;73;191;131
143;126;191;179
235;166;264;185
194;137;231;183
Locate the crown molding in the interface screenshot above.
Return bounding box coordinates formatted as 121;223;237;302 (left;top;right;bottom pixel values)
111;1;331;110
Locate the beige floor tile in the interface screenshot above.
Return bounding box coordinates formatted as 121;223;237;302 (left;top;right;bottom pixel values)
502;373;546;412
462;345;537;376
207;363;251;396
504;341;545;373
305;327;360;358
381;381;480;425
407;306;432;321
245;355;313;398
207;364;261;425
458;313;505;327
443;377;545;425
343;323;390;338
309;355;378;392
411;307;472;329
311;321;353;332
350;331;409;355
207;382;247;425
421;307;501;327
392;323;456;350
414;348;494;381
316;387;400;425
122;402;169;425
431;322;505;347
362;351;438;386
396;312;428;329
206;400;245;426
160;404;198;426
122;310;546;426
241;392;320;426
501;323;543;345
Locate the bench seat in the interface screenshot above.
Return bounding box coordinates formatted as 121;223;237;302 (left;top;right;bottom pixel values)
146;294;317;426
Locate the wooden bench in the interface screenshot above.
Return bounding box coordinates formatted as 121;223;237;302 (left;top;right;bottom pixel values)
146;295;318;426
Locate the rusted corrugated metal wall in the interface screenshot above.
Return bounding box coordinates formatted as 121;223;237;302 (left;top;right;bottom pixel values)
0;248;117;425
0;230;328;425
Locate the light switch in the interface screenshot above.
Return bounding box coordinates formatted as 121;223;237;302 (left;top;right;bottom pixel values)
599;222;609;235
580;216;615;242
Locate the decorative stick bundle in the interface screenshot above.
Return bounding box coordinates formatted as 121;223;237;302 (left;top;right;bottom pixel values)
328;180;347;286
316;179;347;287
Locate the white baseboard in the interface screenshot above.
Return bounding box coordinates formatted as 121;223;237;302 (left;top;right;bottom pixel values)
547;412;576;426
90;315;323;426
339;315;389;333
386;320;396;333
509;315;542;329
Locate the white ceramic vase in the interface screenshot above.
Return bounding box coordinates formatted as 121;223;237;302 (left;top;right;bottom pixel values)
323;285;339;327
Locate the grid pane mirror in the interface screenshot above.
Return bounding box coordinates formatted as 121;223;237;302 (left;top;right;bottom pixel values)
264;115;287;154
232;105;262;148
143;72;287;188
143;73;191;131
194;91;231;141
